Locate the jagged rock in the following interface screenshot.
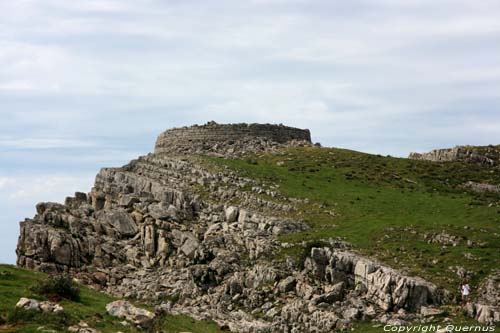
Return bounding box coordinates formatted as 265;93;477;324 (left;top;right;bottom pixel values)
148;202;178;220
179;234;200;258
409;145;499;166
342;307;360;320
95;210;138;237
277;276;297;293
466;271;500;324
304;247;443;312
225;206;239;222
424;232;461;247
310;282;344;304
106;300;155;327
16;298;40;311
466;303;500;325
16;298;64;314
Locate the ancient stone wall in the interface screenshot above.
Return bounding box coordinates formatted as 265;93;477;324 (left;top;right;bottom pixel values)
154;121;311;154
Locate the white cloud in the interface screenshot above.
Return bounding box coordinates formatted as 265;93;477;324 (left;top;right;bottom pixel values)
0;177;11;190
0;173;94;204
0;138;95;149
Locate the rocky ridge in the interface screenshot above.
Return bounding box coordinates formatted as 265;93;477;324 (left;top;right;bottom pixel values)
15;123;497;331
409;145;500;166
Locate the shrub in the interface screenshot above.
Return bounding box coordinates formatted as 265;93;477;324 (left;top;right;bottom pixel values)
31;274;80;302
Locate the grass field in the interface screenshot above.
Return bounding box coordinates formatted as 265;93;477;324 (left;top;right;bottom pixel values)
0;264;222;333
205;146;500;293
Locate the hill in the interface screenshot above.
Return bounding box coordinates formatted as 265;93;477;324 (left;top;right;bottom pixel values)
9;122;500;332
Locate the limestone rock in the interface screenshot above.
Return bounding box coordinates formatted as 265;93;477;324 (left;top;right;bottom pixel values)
68;321;100;333
106;300;155;327
277;276;297;293
409;145;498;166
16;298;64;314
95;210;138;237
16;298;40;311
225;206;239;222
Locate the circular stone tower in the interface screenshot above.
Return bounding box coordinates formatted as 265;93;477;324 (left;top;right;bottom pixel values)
154;121;311;155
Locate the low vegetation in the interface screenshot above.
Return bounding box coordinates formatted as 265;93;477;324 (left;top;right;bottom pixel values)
31;274;81;302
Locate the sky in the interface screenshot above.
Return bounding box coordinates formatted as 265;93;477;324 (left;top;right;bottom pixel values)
1;0;500;264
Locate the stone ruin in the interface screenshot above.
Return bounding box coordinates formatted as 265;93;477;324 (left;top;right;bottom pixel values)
154;121;312;156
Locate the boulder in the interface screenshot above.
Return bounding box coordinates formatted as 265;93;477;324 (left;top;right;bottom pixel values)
225;206;239;222
16;298;64;314
106;300;155;328
16;298;40;311
180;235;200;258
148;203;178;220
277;276;297;293
95;210;138;237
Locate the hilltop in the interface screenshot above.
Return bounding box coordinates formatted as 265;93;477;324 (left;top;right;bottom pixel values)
6;122;500;332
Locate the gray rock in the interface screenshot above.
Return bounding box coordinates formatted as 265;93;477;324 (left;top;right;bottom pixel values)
106;300;155;328
16;298;40;311
95;210;138;237
277;276;297;293
225;206;239;222
180;235;200;258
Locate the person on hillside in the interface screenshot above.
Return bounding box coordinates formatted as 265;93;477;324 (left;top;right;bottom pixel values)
460;280;471;306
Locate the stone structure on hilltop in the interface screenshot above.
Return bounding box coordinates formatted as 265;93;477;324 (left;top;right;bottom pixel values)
154;121;312;156
15;122;498;331
409;145;499;166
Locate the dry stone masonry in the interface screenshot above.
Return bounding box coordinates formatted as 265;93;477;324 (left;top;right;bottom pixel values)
15;122;498;332
155;121;312;156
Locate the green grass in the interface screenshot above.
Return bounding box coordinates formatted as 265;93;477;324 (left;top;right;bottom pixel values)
204;146;500;292
0;264;222;333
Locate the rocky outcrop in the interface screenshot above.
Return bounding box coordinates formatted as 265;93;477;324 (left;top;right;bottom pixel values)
466;271;500;325
15;123;460;332
461;181;500;194
409;145;499;166
16;297;64;314
304;248;443;312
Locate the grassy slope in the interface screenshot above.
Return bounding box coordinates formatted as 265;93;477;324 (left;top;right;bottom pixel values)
0;264;221;333
205;146;500;294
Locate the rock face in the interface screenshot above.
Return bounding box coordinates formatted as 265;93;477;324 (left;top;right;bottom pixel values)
15;122;462;332
466;271;500;325
408;145;500;166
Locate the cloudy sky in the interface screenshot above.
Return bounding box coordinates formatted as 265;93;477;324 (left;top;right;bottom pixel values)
1;0;499;263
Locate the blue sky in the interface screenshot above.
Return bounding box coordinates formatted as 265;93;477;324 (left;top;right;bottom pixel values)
1;0;500;264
